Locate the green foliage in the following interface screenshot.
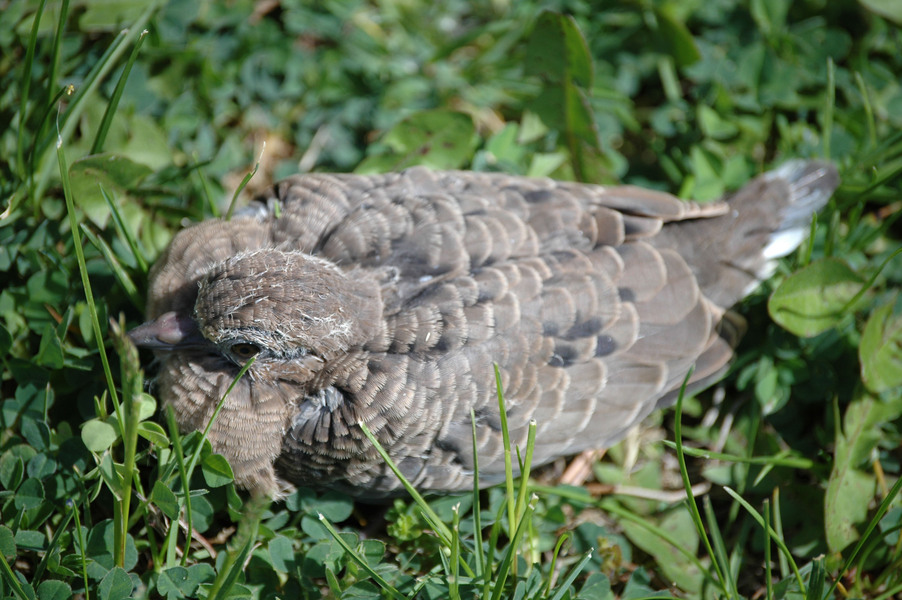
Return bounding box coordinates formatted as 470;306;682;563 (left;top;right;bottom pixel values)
2;0;902;598
768;258;864;337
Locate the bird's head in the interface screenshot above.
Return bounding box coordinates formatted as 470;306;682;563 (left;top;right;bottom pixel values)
130;248;383;382
128;247;384;495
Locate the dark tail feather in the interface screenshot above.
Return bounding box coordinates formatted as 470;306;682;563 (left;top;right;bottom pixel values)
654;160;840;308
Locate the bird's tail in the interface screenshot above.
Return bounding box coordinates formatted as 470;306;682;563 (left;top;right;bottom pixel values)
653;160;840;308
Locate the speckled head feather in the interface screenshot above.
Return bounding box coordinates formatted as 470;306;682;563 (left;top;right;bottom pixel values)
131;163;839;498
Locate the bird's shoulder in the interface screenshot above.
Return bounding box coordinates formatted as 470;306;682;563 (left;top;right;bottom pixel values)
254;167;729;269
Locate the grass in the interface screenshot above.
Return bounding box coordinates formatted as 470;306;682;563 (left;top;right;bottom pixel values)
2;0;902;598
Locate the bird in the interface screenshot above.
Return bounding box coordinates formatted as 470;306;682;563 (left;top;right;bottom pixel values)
129;162;839;498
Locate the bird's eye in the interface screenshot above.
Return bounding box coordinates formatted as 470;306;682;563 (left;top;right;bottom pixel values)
230;343;260;359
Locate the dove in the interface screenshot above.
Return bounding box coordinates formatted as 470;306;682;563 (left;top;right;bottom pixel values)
129;162;838;498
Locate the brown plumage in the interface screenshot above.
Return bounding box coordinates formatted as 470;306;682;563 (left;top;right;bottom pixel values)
129;162;839;497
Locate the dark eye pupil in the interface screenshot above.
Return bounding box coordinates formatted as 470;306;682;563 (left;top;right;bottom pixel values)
231;343;259;358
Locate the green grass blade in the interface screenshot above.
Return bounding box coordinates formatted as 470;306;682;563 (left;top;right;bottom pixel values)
0;550;34;600
318;514;406;600
58;137;122;419
823;58;834;160
763;499;774;600
854;71;877;148
589;499;722;591
772;488;790;579
547;548;593;600
225;143;265;220
36;29;128;190
469;408;485;577
91;29;148;154
489;494;537;600
357;420;455;548
514;419;536;529
45;0;70;122
805;556;825;600
493;364;516;540
165;407;193;567
194;157;220;218
660;442;815;469
722;487;805;591
824;472;902;599
703;495;739;599
79;224;144;309
541;532;570;597
70;499;91;600
673;370;731;597
16;0;48;182
31;509;74;584
450;504;461;600
206;495;268;600
35;2;160;201
100;185;149;274
28;84;75;174
185;357;257;484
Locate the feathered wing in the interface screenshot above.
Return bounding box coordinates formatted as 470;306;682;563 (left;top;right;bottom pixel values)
261;168;804;495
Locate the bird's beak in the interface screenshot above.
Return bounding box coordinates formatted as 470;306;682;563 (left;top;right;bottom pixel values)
128;311;208;351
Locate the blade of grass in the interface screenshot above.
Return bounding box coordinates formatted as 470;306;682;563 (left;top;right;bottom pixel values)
805;556;825;600
469;409;485;578
547;548;594;600
772;488;789;579
58;137;122;429
490;494;538;600
703;495;739;599
31;509;74;584
484;497;506;598
16;0;48;181
450;503;461;600
194;155;220;218
541;532;570;596
225;143;265;220
91;29;149;154
824;472;902;599
357;420;456;550
722;487;805;590
34;2;160;202
164;408;192;567
875;583;902;600
854;71;877;148
802;212;818;268
514;420;536;527
24;83;75;191
673;369;732;597
206;494;268;600
764;499;774;600
494;364;516;542
840;247;902;315
71;499;91;600
100;186;149;274
317;514;406;600
823;57;834;160
184;356;256;484
0;551;33;600
80;224;144;309
108;317;144;568
660;442;815;469
44;0;70;132
591;499;723;591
